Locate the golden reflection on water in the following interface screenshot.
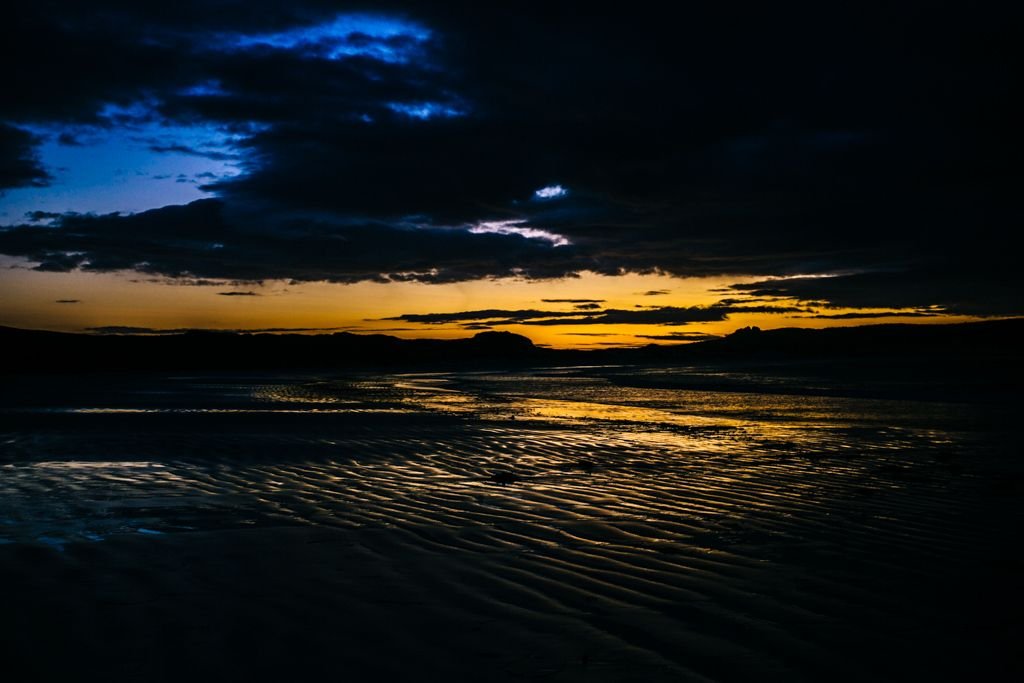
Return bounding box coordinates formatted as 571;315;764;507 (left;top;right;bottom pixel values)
3;366;1017;683
519;397;740;427
0;367;993;548
365;374;908;457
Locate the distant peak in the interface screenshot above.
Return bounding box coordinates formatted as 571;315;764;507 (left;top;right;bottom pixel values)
469;330;535;347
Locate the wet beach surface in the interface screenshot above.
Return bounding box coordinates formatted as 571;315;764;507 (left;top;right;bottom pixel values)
1;366;1021;681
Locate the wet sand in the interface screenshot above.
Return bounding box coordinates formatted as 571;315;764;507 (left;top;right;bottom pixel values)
1;369;1021;681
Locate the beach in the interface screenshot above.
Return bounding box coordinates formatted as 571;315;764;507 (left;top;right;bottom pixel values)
1;367;1020;681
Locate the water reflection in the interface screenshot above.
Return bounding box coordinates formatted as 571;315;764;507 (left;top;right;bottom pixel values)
0;367;1010;549
2;367;1018;682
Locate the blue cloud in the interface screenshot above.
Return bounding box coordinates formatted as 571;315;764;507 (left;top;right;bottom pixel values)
230;13;430;63
387;101;465;121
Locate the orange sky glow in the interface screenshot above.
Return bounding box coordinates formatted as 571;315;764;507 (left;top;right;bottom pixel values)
0;257;980;348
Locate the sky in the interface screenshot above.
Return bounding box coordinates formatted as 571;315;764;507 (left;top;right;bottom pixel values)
0;2;1019;347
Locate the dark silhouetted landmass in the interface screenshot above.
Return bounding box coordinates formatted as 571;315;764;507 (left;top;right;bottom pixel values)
1;319;1021;376
0;328;549;372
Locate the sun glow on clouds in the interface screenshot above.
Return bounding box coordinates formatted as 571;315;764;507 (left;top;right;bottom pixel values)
468;220;571;247
0;264;978;349
758;272;847;281
230;14;431;62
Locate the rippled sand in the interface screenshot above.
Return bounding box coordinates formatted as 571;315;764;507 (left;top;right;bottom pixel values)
1;368;1021;681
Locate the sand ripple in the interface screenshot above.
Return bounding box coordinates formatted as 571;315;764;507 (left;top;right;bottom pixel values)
0;369;1020;681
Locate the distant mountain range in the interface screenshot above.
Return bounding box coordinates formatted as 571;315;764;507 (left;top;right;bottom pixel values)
1;319;1021;373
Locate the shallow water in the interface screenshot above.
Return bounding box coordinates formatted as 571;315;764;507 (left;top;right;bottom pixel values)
0;366;1020;680
0;368;1005;544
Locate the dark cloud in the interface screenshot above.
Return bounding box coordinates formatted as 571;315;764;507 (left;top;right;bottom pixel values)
147;143;239;161
55;299;80;304
383;308;583;325
386;303;804;328
1;2;1021;315
714;304;809;315
56;132;84;146
634;332;723;342
129;276;253;287
727;269;1020;316
25;210;62;222
0;124;50;191
517;307;731;327
217;290;260;296
358;326;432;333
0;199;583;283
641;290;670;296
541;299;605;304
798;311;943;320
713;297;785;306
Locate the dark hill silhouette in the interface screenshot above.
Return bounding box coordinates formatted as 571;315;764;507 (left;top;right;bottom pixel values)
0;327;550;372
607;319;1024;363
0;319;1021;374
